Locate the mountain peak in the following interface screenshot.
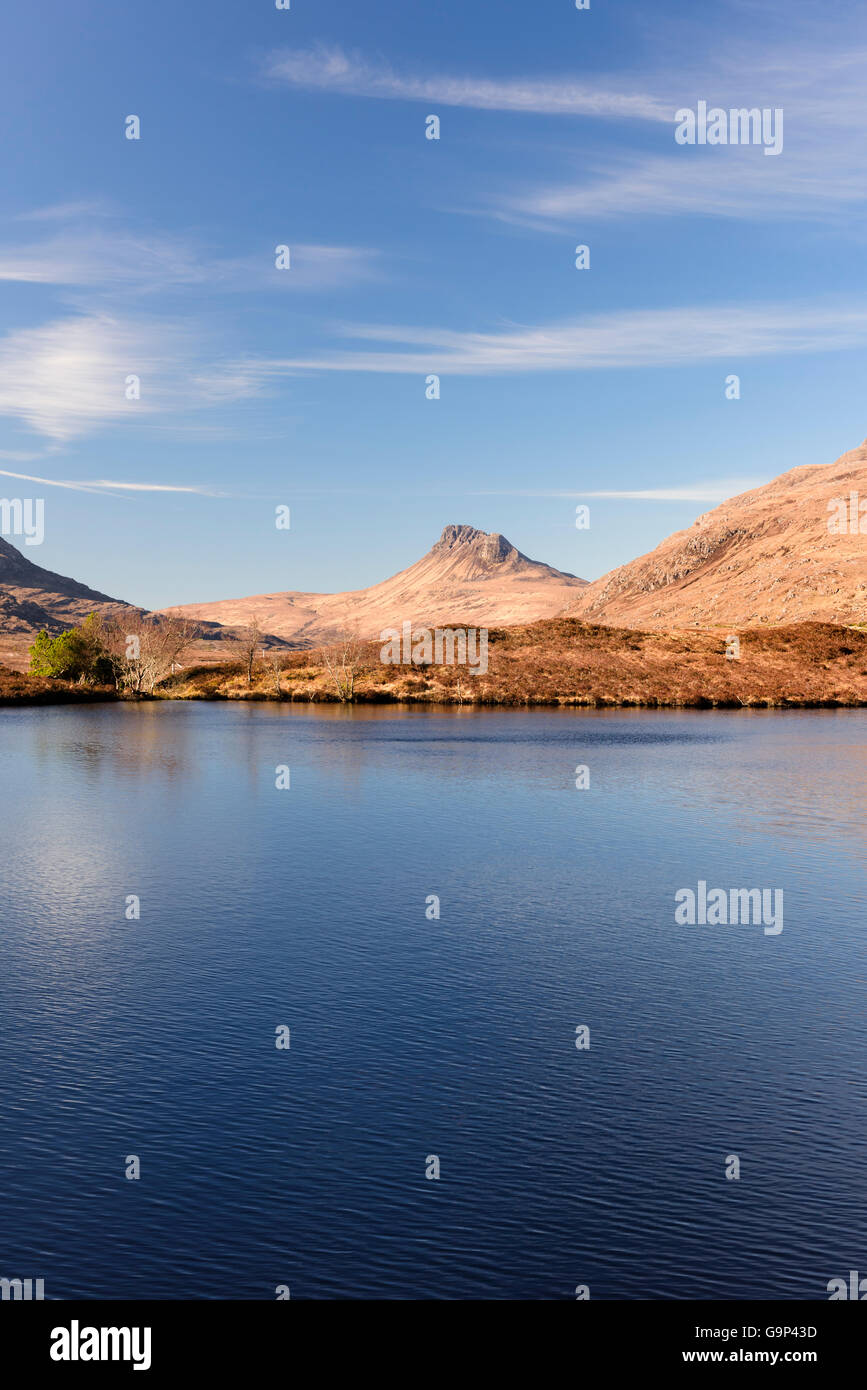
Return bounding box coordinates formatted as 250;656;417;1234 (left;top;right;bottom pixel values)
434;524;516;564
160;523;585;640
436;523;489;547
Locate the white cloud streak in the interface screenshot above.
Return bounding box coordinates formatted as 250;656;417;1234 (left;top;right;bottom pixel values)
0;316;166;441
262;45;671;120
493;142;867;230
3;295;865;447
87;479;223;494
259;299;867;376
487;40;867;227
14;199;119;223
0;229;378;294
0;313;278;442
0;468;107;495
579;484;763;502
472;480;767;502
0;468;222;496
266;38;867;229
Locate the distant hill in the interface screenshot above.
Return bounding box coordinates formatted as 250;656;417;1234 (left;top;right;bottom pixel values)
160;524;588;641
569;439;867;628
0;534;139;635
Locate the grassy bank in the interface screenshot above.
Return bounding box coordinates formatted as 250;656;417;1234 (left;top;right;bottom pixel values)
3;620;866;709
163;619;867;708
0;667;119;705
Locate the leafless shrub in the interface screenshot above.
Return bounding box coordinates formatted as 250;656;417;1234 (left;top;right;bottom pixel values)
266;649;285;697
102;614;194;694
231;616;264;687
321;625;362;702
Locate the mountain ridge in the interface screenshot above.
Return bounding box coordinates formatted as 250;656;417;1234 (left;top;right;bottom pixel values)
568;440;867;628
0;534;138;634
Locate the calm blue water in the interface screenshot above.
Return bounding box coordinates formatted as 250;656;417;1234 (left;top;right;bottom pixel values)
1;703;865;1300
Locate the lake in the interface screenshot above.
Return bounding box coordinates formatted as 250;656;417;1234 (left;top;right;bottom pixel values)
1;703;865;1299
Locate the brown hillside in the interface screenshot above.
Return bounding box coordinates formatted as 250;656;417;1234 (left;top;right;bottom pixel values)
570;440;867;628
0;534;139;634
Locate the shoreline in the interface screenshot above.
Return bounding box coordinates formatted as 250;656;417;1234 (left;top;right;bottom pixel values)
3;689;866;711
5;617;866;710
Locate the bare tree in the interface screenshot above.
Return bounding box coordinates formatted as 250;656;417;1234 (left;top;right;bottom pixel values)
142;616;194;693
321;625;362;702
232;616;263;687
103;615;194;694
266;649;285;698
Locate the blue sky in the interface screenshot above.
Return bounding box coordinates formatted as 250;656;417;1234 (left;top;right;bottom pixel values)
2;0;866;608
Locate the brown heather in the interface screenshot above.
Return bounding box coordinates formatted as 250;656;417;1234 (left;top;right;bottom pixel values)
5;618;865;707
110;617;867;708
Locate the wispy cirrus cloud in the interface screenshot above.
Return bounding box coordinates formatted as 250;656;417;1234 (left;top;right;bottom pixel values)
256;298;867;376
13;198;120;223
0;313;270;442
0;448;53;462
275;35;867;229
6;295;865;448
491;145;867;230
0;315;180;441
0;231;204;289
0;467;223;497
581;482;764;501
262;44;670;121
0;225;379;295
472;480;767;502
483;38;867;228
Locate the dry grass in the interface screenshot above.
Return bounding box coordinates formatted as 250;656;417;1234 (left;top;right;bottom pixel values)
0;666;117;705
160;619;867;708
4;619;866;708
